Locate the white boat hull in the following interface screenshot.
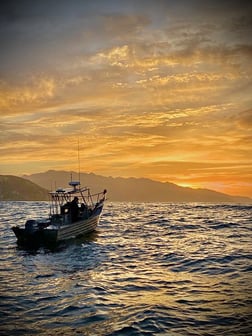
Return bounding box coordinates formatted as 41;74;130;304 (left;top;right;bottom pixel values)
56;213;99;241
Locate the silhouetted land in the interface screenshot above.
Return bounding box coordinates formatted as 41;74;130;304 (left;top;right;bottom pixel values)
0;175;48;201
0;171;250;202
16;170;251;203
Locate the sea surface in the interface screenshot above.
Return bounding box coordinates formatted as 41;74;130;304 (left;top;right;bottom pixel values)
0;201;251;336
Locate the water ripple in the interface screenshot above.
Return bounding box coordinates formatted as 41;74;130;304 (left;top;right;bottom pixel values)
0;201;251;335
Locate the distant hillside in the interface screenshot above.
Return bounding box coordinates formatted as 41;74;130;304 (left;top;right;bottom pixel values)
0;175;49;201
23;170;251;203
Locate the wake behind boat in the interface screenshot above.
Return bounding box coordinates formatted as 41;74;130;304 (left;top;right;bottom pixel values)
12;180;107;246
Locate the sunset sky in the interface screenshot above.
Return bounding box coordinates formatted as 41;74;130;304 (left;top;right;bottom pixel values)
0;0;251;197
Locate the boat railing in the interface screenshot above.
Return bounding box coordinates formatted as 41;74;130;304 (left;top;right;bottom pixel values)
49;188;107;217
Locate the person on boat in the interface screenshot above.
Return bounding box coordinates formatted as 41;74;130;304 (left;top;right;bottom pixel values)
70;196;79;222
80;202;89;218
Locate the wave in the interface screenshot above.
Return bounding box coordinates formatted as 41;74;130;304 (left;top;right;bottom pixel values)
0;202;251;335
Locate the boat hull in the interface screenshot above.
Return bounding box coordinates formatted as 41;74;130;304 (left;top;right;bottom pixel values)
12;205;103;247
56;214;99;241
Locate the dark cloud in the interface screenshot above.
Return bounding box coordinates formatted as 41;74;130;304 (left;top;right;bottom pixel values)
1;0;251;79
0;1;153;78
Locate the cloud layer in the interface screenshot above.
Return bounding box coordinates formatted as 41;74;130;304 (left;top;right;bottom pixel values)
0;0;251;197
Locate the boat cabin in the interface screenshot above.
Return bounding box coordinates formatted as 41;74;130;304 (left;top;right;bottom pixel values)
49;181;107;225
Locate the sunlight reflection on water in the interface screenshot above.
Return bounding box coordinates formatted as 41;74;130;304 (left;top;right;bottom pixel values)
0;201;251;335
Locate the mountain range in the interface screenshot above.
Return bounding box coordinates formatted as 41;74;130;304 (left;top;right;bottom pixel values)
17;170;251;203
0;175;48;201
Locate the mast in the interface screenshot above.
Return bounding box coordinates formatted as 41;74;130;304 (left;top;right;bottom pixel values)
77;137;81;184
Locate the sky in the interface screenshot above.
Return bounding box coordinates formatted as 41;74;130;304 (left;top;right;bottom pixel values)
0;0;251;197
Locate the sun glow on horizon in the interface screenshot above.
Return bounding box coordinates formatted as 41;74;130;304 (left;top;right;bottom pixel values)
175;182;199;189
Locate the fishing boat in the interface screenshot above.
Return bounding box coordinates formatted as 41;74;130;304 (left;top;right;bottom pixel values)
12;180;107;246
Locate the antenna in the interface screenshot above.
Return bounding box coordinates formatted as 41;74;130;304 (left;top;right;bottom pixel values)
77;137;81;184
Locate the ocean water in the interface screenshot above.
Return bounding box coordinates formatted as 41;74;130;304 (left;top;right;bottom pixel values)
0;201;251;336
